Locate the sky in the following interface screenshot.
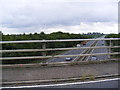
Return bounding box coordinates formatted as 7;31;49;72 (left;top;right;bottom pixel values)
0;0;119;35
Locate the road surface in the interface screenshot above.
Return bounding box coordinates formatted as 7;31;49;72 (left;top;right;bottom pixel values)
88;36;109;61
47;35;109;62
2;78;119;89
47;40;95;63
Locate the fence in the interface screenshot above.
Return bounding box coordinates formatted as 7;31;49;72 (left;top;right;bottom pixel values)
0;38;120;65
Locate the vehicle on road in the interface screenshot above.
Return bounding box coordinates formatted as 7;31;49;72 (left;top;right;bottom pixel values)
91;56;97;60
81;41;87;45
102;42;104;45
65;57;72;61
77;44;81;48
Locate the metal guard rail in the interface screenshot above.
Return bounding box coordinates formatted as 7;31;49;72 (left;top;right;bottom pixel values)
0;38;120;60
0;38;119;44
0;52;119;60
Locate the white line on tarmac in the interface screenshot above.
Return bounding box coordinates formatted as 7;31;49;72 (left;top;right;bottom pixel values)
72;40;94;62
86;40;99;61
2;78;120;89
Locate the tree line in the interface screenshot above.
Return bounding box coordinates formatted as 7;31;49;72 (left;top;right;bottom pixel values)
2;31;103;50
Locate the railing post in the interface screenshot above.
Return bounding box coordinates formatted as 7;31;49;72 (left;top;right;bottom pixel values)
42;42;46;56
108;40;112;58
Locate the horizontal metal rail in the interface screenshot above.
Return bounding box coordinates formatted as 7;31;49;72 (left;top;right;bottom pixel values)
1;59;119;68
1;52;119;60
1;38;120;44
1;46;119;53
1;38;120;62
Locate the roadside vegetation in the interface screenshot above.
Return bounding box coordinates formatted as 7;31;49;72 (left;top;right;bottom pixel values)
81;74;95;81
1;31;103;64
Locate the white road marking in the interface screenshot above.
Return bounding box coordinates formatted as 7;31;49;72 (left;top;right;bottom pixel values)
72;40;94;62
86;40;99;61
2;78;120;89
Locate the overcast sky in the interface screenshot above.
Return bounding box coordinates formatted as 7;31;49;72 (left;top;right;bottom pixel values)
0;0;119;34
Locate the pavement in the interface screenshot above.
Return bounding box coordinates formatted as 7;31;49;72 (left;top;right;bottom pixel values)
2;61;119;82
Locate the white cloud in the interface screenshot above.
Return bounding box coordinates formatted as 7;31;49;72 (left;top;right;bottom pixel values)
0;0;118;34
1;22;118;34
44;22;118;34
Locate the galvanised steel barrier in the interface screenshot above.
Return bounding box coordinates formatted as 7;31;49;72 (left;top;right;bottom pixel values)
0;38;120;61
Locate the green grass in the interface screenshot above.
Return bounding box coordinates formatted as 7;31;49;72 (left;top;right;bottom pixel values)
88;75;95;80
80;74;87;81
80;73;95;81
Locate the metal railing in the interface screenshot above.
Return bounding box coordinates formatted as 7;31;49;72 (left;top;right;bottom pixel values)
0;38;120;62
0;38;119;44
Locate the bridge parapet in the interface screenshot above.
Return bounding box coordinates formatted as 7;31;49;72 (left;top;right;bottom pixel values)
0;38;120;66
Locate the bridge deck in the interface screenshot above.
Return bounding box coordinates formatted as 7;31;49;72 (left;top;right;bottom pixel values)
3;61;119;83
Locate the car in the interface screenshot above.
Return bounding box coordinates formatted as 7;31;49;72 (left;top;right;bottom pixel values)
82;41;87;45
80;41;87;46
91;56;97;60
102;42;104;45
77;44;81;48
65;57;72;61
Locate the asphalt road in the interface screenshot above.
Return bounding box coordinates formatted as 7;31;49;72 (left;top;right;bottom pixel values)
47;35;109;62
88;36;109;61
44;78;119;88
47;40;95;63
2;78;119;89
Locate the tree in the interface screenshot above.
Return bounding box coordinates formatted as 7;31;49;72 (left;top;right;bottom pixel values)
40;31;45;34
